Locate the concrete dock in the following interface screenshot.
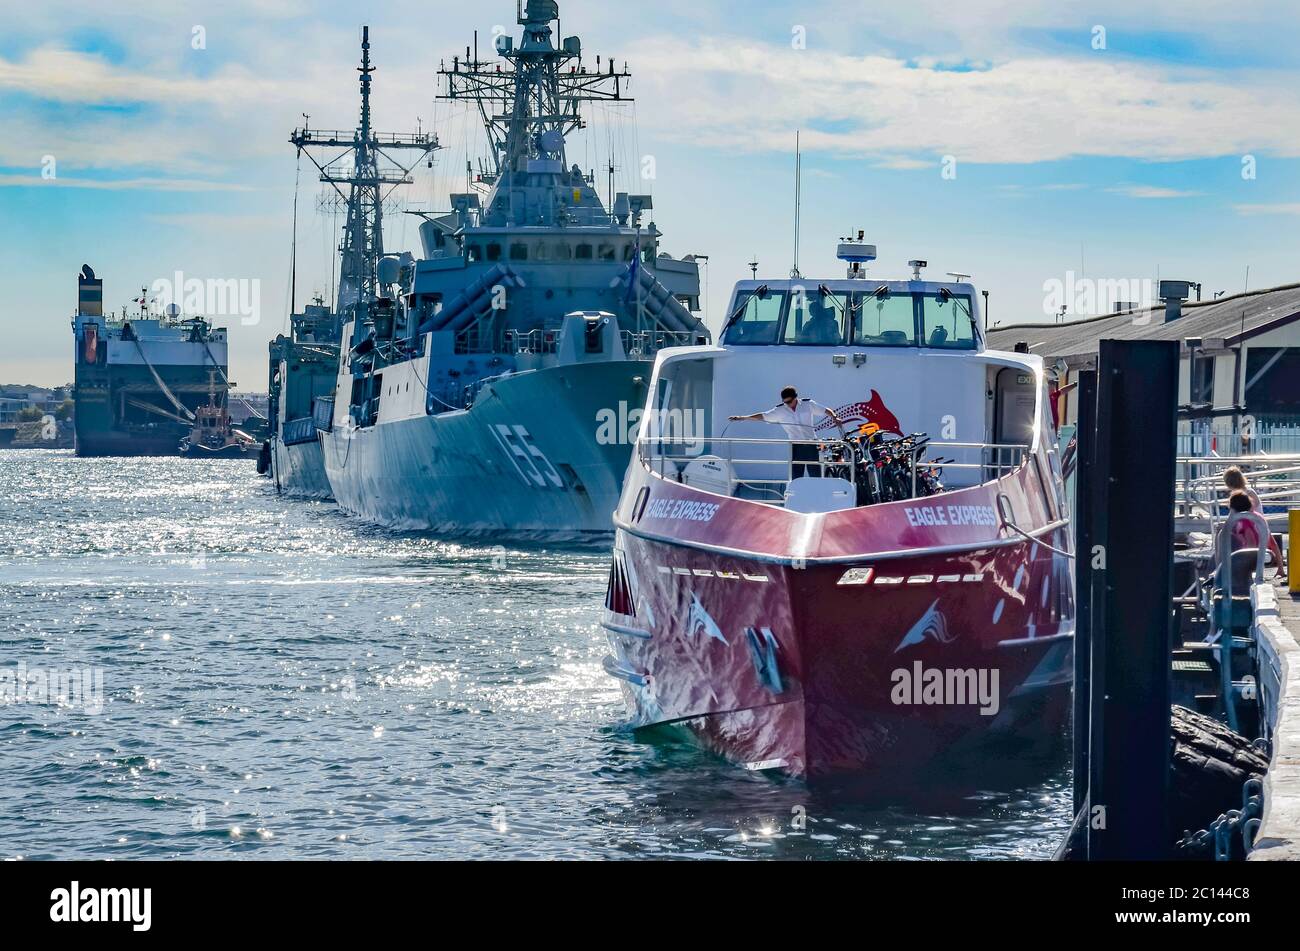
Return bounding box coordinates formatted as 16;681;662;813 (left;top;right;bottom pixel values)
1247;578;1300;859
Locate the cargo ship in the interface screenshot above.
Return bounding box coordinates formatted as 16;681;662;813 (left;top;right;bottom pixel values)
72;266;230;457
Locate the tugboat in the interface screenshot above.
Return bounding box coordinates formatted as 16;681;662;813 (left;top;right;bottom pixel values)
601;237;1074;780
180;371;256;458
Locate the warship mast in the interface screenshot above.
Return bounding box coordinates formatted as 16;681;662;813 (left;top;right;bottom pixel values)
290;26;440;326
438;0;632;228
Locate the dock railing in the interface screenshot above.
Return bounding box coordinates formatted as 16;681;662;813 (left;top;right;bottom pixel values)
1176;453;1300;533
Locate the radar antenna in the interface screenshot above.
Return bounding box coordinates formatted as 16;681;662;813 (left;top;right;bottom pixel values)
289;26;440;323
437;0;631;226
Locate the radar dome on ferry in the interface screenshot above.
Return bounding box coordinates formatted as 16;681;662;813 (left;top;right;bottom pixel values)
165;302;181;318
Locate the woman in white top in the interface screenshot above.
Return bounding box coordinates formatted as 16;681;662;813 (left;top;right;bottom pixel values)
730;386;845;478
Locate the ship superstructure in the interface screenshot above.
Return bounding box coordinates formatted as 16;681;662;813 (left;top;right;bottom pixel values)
72;266;230;457
268;26;438;499
320;0;710;534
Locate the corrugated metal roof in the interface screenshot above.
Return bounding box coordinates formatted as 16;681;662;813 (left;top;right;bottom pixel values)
987;283;1300;363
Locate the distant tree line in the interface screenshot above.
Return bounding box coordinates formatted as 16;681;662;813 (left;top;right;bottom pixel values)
15;400;73;422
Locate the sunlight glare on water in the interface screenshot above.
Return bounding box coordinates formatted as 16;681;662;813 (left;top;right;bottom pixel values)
0;450;1070;859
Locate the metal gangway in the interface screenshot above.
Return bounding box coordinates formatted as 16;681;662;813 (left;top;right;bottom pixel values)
1175;452;1300;536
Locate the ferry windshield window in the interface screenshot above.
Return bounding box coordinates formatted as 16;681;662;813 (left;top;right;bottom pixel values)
784;288;848;345
853;289;917;347
920;292;978;349
723;289;785;345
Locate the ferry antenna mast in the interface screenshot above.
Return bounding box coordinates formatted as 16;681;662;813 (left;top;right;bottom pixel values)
791;130;802;279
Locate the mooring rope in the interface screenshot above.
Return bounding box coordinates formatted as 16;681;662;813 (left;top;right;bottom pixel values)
133;338;195;421
1001;519;1076;559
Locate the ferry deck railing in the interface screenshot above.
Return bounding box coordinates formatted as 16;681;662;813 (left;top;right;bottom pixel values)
639;435;1030;507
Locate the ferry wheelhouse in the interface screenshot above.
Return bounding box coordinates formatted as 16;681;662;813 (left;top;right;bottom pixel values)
602;239;1075;779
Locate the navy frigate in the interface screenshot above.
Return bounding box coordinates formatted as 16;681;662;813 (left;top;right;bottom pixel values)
267;27;438;499
319;0;710;534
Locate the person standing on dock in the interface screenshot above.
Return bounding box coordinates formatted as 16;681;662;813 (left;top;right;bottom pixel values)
730;386;846;479
1223;466;1262;511
1227;491;1262;549
1223;467;1284;569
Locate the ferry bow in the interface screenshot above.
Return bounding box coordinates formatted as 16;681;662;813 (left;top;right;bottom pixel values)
603;239;1075;779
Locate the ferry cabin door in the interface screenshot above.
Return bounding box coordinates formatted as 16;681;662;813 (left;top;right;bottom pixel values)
993;367;1037;470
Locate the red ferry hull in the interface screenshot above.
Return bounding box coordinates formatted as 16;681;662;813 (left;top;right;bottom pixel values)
604;460;1074;781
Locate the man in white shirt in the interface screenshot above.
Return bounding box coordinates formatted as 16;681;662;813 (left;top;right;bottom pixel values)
730;386;845;478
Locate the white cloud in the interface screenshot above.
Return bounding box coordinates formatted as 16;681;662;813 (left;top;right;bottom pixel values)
2;6;1297;187
146;212;281;228
0;48;273;105
0;173;252;191
630;37;1300;166
1234;203;1300;216
872;157;934;171
1106;185;1202;199
0;34;435;178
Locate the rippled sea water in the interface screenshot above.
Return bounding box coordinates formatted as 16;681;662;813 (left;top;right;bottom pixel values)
0;450;1070;860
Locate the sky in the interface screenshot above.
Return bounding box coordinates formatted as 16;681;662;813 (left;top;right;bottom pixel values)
1;0;1298;388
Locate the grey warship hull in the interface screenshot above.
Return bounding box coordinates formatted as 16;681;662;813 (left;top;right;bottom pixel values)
324;359;644;535
272;433;333;501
